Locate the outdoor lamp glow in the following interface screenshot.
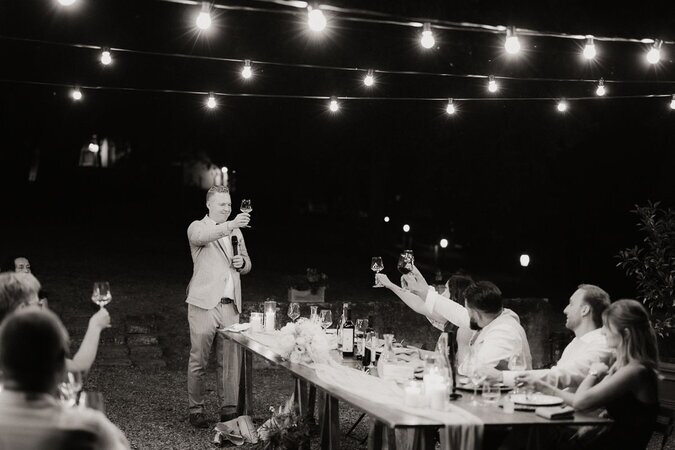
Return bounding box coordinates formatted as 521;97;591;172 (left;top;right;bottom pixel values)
364;69;375;87
488;75;498;93
241;60;253;79
70;88;82;101
670;95;675;110
596;79;606;96
328;96;339;112
557;99;568;112
440;239;449;248
582;37;597;60
221;166;228;173
100;49;112;66
403;224;410;233
445;99;456;115
646;40;662;65
520;254;530;267
58;0;77;6
206;94;217;109
504;27;521;54
384;216;390;223
196;2;212;30
307;6;327;32
420;23;435;49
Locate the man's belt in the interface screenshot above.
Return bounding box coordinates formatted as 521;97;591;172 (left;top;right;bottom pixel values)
220;297;234;304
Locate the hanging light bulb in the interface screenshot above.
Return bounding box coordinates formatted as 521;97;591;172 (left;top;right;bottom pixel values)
196;2;212;31
206;93;217;109
646;40;663;64
487;75;499;93
670;94;675;110
595;79;606;96
100;48;112;66
384;216;390;223
70;88;82;101
328;96;339;112
504;26;521;54
307;6;327;32
445;98;456;115
582;36;597;60
363;69;375;87
420;23;435;49
557;99;568;112
57;0;77;6
241;60;253;80
88;136;100;153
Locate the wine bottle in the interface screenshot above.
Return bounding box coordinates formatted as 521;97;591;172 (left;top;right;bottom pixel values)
366;315;374;334
363;331;374;368
341;308;355;357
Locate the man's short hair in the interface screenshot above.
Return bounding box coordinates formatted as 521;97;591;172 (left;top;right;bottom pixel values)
0;309;69;393
0;272;41;323
464;281;503;314
206;185;230;202
577;284;611;328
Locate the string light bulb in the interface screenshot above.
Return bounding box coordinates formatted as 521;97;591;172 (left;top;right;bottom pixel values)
57;0;77;6
445;98;456;115
582;36;597;60
403;224;411;233
440;238;449;248
70;88;82;101
646;40;663;64
384;216;390;223
328;96;339;112
556;99;568;112
363;69;375;87
100;48;112;66
487;75;499;93
196;2;212;31
595;79;606;96
504;26;521;54
670;94;675;110
420;23;435;49
307;6;327;32
241;60;253;79
206;93;217;109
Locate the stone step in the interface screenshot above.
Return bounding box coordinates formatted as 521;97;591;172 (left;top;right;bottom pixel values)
127;334;159;346
96;358;133;367
134;359;167;371
126;324;151;334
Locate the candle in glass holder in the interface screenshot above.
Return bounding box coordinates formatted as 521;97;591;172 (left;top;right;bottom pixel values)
264;300;277;333
250;312;264;333
423;371;447;410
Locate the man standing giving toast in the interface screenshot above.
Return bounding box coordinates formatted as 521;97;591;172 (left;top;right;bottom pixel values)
186;185;252;428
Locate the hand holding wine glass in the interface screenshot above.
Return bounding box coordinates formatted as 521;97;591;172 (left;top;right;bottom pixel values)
240;199;252;228
287;302;300;322
371;257;384;288
91;282;112;309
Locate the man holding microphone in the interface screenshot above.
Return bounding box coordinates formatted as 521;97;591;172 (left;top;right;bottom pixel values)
186;185;252;428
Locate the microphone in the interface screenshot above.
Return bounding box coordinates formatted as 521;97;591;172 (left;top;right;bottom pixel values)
231;235;239;256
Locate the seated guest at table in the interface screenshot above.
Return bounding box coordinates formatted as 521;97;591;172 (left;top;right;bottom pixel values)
0;309;129;450
377;271;474;362
515;299;659;450
487;284;611;390
0;271;110;373
404;266;532;372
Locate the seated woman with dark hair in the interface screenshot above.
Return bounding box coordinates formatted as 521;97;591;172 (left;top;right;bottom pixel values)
513;299;660;450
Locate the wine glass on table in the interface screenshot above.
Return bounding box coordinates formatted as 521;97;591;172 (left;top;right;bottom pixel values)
91;282;112;309
508;352;527;394
467;356;487;406
320;310;332;331
371;257;384;288
287;302;300;322
240;199;252;228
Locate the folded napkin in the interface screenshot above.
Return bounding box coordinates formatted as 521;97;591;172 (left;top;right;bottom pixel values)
535;405;574;420
220;323;251;333
213;415;258;446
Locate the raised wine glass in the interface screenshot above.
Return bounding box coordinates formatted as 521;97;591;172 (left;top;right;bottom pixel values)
91;282;112;309
287;302;300;322
320;309;332;331
240;199;252;228
371;257;384;288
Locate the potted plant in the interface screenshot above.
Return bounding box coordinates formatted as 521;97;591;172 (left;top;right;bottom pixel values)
617;201;675;407
254;401;311;450
287;268;328;303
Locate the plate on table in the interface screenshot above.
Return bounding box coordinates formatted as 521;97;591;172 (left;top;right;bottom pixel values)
511;393;563;407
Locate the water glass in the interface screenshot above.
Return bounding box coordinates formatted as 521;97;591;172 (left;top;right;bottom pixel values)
481;382;501;405
287;302;300;322
546;371;560;389
320;309;332;330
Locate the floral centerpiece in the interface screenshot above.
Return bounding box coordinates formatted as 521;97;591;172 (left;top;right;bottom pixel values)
286;268;328;294
276;318;331;365
254;400;311;450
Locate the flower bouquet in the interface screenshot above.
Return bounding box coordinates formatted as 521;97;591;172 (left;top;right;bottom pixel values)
276;318;331;365
254;399;311;450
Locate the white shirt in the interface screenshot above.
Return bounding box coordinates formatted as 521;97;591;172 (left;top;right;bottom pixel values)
0;390;129;450
501;327;610;389
425;288;532;373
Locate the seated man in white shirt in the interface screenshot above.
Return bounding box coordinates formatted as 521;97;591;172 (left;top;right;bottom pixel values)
489;284;611;389
0;309;129;450
404;266;532;372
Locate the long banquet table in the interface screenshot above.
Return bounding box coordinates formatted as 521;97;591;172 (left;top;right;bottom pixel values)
222;330;611;449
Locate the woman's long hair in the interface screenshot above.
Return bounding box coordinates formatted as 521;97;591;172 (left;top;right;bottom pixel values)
603;299;659;374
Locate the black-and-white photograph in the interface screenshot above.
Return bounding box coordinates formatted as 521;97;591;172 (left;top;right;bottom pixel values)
0;1;673;449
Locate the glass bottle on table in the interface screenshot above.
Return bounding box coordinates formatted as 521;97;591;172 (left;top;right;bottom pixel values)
310;305;319;323
336;302;348;350
341;308;355;357
355;319;368;360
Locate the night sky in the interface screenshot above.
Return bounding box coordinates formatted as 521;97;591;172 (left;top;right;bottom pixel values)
1;0;674;299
